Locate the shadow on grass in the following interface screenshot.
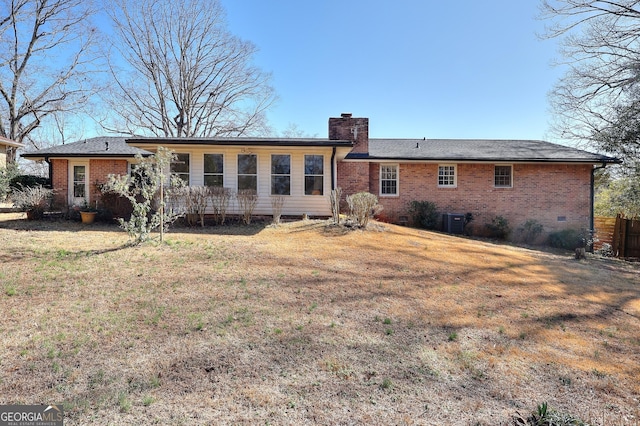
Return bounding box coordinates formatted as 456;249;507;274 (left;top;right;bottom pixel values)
0;213;269;236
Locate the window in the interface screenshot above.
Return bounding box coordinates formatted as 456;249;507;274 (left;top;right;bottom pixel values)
494;165;512;188
238;154;257;191
171;153;190;184
73;165;86;198
271;154;291;195
438;165;456;187
304;155;324;195
204;154;224;187
380;164;398;196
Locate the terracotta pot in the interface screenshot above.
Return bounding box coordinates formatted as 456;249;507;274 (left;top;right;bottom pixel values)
26;209;41;220
80;211;97;224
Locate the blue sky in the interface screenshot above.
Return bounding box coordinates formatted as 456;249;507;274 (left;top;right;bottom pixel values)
221;0;564;141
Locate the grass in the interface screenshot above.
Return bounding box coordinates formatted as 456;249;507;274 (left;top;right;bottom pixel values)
1;214;639;424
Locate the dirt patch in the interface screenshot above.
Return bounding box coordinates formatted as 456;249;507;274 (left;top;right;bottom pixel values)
0;215;639;424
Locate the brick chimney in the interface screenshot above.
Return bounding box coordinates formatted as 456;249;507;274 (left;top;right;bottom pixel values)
328;113;369;154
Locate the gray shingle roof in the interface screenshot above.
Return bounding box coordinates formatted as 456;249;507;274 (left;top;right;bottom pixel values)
21;136;620;164
345;139;620;163
127;137;352;147
21;137;152;158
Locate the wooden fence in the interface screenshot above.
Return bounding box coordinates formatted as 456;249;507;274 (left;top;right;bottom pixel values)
594;215;640;258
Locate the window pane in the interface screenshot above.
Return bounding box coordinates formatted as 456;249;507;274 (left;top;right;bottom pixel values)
238;154;257;174
438;165;455;186
204;175;223;187
73;166;86;198
304;155;323;175
380;165;398;195
495;166;512;187
381;180;397;195
271;155;290;175
271;176;290;195
172;153;190;174
73;183;85;198
73;166;85;181
305;176;323;195
238;175;257;191
204;154;223;174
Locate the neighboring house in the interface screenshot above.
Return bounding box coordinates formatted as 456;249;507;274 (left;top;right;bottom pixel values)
22;113;619;240
0;136;24;168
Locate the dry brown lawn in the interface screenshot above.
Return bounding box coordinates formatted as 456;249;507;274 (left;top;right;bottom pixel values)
0;213;639;425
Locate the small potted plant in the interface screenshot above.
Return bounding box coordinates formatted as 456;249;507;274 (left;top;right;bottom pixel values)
79;199;98;224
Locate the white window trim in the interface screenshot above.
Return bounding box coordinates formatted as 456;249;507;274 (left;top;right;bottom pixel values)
172;152;191;185
68;161;89;206
237;153;258;192
437;164;457;188
379;163;399;197
270;153;291;196
304;154;325;196
494;164;513;188
204;153;224;187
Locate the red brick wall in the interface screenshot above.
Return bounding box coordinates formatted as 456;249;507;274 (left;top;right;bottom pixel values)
51;159;68;208
89;159;128;205
50;159;128;209
351;161;592;240
336;161;371;196
329;114;369;153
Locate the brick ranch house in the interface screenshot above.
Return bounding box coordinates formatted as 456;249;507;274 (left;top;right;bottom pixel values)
22;113;619;240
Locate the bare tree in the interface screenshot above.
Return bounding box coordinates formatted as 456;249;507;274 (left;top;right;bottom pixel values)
105;0;276;138
540;1;640;150
0;0;99;162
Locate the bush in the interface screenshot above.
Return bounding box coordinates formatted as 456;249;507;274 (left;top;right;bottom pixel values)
407;200;439;230
271;195;285;225
514;401;589;426
548;228;587;250
595;242;613;257
237;189;258;225
11;185;53;220
10;174;49;191
330;187;342;224
518;219;544;244
0;163;20;201
346;192;382;228
179;186;209;227
486;215;511;240
103;147;184;244
99;187;133;220
209;187;232;225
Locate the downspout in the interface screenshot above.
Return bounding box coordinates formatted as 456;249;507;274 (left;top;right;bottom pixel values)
45;157;52;188
590;162;607;252
331;146;337;191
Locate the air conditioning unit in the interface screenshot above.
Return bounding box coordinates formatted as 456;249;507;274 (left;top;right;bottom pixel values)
442;213;465;235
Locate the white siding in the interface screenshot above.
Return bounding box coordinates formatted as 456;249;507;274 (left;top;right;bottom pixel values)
166;145;333;216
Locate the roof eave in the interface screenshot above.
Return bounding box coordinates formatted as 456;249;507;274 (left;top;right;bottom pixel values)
21;153;150;159
126;138;353;148
344;154;621;164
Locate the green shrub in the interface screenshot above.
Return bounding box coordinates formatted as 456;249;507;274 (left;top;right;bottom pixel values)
0;163;20;201
513;401;589;425
407;200;439;230
10;174;49;191
486;215;511;240
548;229;587;250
